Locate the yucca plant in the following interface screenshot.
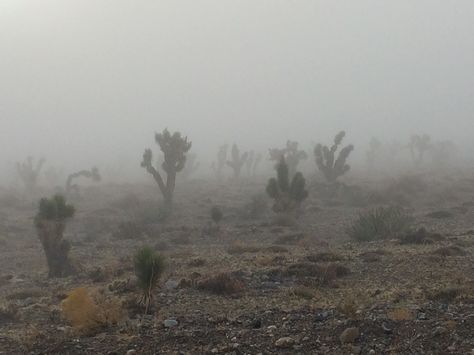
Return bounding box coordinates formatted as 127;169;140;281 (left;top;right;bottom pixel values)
35;194;75;277
133;246;166;314
347;206;413;242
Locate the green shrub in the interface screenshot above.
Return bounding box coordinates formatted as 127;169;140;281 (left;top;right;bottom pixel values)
347;206;413;242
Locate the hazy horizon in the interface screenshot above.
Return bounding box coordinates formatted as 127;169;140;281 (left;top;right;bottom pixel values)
1;1;474;181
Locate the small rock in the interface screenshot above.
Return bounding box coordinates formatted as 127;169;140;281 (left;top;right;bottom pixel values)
340;327;360;344
267;325;277;331
368;350;376;355
126;351;136;355
275;337;295;348
351;345;362;354
433;326;447;336
164;319;178;328
164;280;179;290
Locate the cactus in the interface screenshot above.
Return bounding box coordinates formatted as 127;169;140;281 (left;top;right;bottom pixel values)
409;134;431;167
181;153;199;180
34;195;75;277
65;167;101;197
226;144;248;179
314;131;354;183
269;141;307;178
141;129;192;208
266;157;308;214
16;156;45;193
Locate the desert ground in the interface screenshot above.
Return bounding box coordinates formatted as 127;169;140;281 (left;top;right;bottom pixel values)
0;173;473;355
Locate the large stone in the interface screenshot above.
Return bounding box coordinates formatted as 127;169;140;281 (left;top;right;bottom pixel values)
275;336;295;348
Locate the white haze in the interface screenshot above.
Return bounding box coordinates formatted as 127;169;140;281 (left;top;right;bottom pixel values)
1;1;474;181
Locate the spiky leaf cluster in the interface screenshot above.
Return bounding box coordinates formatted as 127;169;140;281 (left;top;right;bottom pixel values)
134;246;166;295
314;131;354;183
36;194;75;222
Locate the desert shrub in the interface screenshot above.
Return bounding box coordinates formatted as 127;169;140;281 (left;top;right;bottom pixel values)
266;245;289;253
306;252;342;263
284;262;350;284
134;246;166;313
274;233;304;245
61;287;124;334
358;249;389;262
188;258;207;267
432;245;466;257
347;206;413;242
426;210;454;219
290;285;315;300
0;302;18;325
197;272;245;295
428;287;462;303
399;228;444;244
34;194;75;277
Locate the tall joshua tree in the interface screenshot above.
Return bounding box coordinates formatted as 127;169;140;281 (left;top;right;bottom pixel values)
16;156;45;194
141;129;192;208
226;144;248;179
269;141;307;178
35;195;75;277
409;134;431;167
266;157;308;214
65;167;101;197
314;131;354;183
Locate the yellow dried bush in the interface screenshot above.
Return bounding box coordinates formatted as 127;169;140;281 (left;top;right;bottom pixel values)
61;287;124;334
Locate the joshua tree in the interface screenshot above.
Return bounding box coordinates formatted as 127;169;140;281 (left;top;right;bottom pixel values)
65;167;101;197
134;246;166;314
181;153;199;180
314;131;354;183
269;141;307;178
141;129;192;208
226;144;248;179
34;195;75;277
266;157;308;215
16;156;45;193
409;134;431;167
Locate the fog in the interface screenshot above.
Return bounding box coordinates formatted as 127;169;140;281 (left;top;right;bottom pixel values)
1;0;474;182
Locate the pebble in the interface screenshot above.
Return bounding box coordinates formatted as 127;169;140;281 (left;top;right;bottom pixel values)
164;319;178;328
275;337;295;348
340;327;360;344
126;351;136;355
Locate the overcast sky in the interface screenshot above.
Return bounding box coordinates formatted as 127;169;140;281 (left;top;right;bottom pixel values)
1;1;473;176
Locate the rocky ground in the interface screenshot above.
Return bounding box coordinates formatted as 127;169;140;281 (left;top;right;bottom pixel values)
0;175;473;354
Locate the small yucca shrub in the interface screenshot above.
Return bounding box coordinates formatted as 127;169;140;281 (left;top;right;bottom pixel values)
347;206;413;242
133;246;166;313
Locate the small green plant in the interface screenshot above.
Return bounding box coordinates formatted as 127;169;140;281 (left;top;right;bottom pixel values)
226;144;248;179
34;195;75;277
314;131;354;183
141;129;192;208
65;167;101;197
266;157;308;215
347;206;413;242
133;246;166;314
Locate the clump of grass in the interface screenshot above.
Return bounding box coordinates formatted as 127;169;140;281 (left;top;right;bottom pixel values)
347;206;413;242
133;246;166;313
227;242;262;255
197;272;245;295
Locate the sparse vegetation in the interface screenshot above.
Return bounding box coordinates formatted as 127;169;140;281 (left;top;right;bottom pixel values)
16;157;45;194
314;131;354;183
141;129;192;208
347;206;413;242
65;167;101;197
269;141;307;178
34;195;75;277
197;272;245;295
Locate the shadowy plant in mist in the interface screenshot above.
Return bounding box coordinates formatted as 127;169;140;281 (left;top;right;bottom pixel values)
226;144;248;179
134;246;166;314
65;167;101;198
269;140;307;178
16;156;46;194
266;157;308;218
34;194;75;277
141;128;192;209
212;144;229;180
409;134;431;167
314;131;354;183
